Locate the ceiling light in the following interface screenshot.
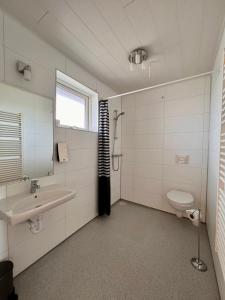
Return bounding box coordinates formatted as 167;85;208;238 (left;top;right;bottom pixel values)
128;48;151;78
128;48;147;65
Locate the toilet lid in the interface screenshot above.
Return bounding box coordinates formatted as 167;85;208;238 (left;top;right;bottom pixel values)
167;190;194;204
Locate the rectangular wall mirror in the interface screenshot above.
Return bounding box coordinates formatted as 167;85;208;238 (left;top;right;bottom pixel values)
0;82;54;183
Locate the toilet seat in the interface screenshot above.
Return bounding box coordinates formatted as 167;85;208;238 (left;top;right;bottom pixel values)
166;190;194;218
167;190;194;206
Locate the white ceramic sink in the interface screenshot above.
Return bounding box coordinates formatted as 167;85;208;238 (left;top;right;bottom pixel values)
0;184;76;225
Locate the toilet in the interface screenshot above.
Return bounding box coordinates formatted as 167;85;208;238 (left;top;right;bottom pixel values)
167;190;194;218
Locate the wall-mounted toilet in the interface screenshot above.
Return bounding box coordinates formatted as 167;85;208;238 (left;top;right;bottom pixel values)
167;190;194;218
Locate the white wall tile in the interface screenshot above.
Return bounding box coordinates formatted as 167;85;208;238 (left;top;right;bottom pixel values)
0;10;3;45
134;177;162;195
135;163;162;180
165;77;205;100
135;149;163;165
204;93;211;113
0;185;6;200
164;132;203;150
10;218;66;276
66;185;97;238
132;188;164;210
8;204;66;250
0;221;8;254
135;88;165;106
135;118;164;134
135;101;164;120
163;166;202;186
122;134;135;149
135;134;163;149
0;45;4;81
165;95;204;117
0;251;8;261
6;181;30;197
165;115;204;133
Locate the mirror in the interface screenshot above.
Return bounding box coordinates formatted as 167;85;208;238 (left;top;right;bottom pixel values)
0;82;53;183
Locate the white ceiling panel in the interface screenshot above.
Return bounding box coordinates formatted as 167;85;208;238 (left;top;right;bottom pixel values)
38;0;107;58
35;13;121;85
93;0;139;51
198;0;225;73
0;0;224;93
0;0;47;23
177;0;204;75
148;0;184;79
65;0;128;63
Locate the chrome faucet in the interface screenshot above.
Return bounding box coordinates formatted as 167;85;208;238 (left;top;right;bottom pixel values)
30;179;40;194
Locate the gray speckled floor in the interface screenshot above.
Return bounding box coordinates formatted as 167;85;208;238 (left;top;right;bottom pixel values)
15;201;220;300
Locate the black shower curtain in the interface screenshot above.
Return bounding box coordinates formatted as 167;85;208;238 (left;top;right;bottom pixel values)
98;100;111;216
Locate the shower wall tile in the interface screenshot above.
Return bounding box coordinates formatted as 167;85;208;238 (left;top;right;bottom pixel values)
132;189;164;211
163;166;202;186
135;163;162;180
135;134;163;149
164;115;204;133
164;95;204;117
135;87;165;106
121;75;210;219
135;101;164;120
164;77;205;100
164;132;203;150
135;149;163;165
135;118;164;134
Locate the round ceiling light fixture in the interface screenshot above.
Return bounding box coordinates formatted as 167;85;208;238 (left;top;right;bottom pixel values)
128;48;148;65
128;48;151;78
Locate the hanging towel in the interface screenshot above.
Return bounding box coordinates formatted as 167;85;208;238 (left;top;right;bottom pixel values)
98;100;111;216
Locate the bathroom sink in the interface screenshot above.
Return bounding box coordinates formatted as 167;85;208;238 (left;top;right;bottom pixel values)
0;184;76;225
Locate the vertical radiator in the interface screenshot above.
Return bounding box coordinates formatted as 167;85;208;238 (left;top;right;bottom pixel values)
216;52;225;280
0;110;22;183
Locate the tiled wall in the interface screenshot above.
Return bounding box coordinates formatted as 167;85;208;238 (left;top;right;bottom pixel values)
207;24;225;299
0;10;121;275
121;76;210;219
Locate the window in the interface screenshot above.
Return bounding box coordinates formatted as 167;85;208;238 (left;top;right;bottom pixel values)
56;84;88;129
56;71;98;132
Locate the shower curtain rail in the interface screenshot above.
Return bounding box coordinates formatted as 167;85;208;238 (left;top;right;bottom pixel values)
103;71;212;101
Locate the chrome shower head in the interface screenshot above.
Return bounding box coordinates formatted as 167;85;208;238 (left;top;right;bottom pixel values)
114;111;125;121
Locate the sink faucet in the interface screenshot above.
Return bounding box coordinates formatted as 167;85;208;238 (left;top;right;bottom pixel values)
30;179;40;194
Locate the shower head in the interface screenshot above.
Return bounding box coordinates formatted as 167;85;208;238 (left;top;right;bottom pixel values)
114;111;125;121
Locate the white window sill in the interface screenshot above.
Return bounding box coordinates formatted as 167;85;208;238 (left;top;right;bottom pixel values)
56;123;98;134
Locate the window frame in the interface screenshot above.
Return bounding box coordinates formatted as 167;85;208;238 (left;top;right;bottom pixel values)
55;70;98;133
56;82;89;131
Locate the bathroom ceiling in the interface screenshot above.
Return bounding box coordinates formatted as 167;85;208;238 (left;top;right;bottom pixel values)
0;0;225;93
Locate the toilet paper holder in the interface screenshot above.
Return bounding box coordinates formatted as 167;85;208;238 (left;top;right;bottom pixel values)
186;208;207;272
